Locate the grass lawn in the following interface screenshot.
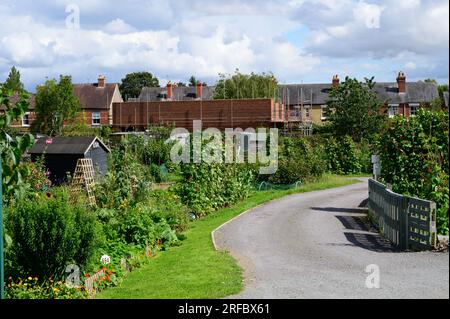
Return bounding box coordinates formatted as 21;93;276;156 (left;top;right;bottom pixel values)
97;174;361;299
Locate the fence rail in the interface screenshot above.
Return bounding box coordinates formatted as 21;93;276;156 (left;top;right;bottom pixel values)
368;179;437;251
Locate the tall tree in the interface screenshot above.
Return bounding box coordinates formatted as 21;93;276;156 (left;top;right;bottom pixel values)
327;76;384;142
3;66;24;92
32;75;81;136
213;70;278;100
120;72;159;100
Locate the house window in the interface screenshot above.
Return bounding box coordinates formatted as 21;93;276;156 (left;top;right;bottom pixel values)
304;106;311;118
321;105;328;120
293;105;300;117
22;112;30;127
92;112;101;126
410;103;419;116
388;104;398;118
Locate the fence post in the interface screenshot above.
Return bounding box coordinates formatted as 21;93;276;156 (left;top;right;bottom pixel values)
398;196;409;250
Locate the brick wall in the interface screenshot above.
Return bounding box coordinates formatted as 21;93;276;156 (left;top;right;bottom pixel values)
113;99;278;131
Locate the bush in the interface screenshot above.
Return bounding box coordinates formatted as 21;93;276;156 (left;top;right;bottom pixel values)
377;109;449;234
5;189;99;280
324;135;368;175
175;163;254;217
268;137;326;184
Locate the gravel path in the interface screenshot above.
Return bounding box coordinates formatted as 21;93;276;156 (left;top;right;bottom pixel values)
214;180;449;299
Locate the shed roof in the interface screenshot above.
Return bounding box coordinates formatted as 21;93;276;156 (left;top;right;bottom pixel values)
28;136;110;155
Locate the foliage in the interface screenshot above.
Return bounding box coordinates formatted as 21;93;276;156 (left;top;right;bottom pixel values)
119;72;159;101
5;188;99;280
20;157;52;193
5;277;88;299
32;75;81;136
3;66;24;92
213;69;279;100
175;163;255;217
60;113;112;140
189;76;199;87
377;109;449;234
0;85;35;202
268;137;326;184
323;135;369;175
327;76;384;142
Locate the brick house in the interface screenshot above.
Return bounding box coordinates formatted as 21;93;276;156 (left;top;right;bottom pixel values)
4;75;123;132
73;75;123;127
1;93;36;133
278;72;439;124
136;72;439;127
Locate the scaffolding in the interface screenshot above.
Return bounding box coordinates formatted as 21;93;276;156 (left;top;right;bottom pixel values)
70;158;96;206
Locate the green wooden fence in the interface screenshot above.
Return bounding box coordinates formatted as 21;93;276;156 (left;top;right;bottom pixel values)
368;178;437;251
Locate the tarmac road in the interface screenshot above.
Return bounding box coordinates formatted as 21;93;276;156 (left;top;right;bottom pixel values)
213;179;449;299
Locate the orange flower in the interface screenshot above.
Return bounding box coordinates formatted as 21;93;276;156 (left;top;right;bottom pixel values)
84;273;90;278
108;270;113;275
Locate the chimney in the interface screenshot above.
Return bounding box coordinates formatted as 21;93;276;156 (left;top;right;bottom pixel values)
167;81;173;99
397;71;406;93
333;74;339;88
332;74;340;88
196;81;203;99
98;75;105;88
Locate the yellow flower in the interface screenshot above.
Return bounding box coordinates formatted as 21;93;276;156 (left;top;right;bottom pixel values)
28;277;33;280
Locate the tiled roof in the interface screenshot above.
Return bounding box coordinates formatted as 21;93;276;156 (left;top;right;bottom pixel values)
279;82;439;105
73;83;118;110
139;85;216;101
0;92;36;110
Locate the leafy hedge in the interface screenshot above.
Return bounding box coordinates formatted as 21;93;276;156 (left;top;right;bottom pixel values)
175;163;254;217
377;110;449;234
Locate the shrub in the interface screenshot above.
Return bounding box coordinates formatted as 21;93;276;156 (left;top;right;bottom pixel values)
324;135;364;174
377;109;449;234
5;189;99;280
176;163;254;217
268;137;326;184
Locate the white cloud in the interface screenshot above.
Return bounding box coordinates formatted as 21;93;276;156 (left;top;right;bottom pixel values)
104;19;136;34
0;0;448;89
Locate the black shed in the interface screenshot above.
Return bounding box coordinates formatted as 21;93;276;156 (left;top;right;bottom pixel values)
29;136;110;185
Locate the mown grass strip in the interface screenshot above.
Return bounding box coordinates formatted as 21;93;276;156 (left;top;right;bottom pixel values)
97;175;361;299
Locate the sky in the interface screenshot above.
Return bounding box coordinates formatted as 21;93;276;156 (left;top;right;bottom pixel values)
0;0;448;92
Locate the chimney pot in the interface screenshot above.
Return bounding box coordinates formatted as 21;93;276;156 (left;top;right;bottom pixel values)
98;75;106;88
397;71;406;93
332;74;340;88
196;81;203;99
167;81;173;99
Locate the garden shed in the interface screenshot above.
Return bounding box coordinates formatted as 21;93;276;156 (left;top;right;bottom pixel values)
28;136;110;185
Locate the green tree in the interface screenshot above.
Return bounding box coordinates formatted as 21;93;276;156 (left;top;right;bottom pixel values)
327;76;384;142
3;66;24;92
120;72;159;100
0;84;35;201
32;75;81;136
213;70;279;100
188;76;198;87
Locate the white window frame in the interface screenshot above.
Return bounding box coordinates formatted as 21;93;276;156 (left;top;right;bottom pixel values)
304;105;311;118
92;112;101;126
410;103;419;116
293;105;300;117
22;112;30;127
388;104;398;118
321;105;328;120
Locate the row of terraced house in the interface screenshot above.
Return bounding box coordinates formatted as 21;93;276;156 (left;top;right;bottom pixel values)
6;72;447;133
